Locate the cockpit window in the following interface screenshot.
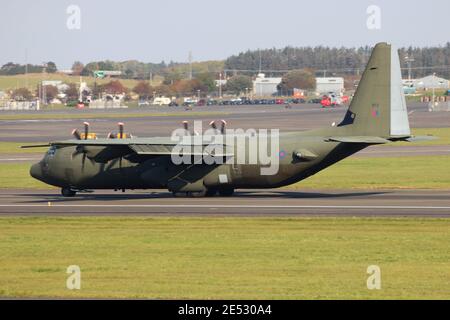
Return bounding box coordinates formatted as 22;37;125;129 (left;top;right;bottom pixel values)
47;146;57;157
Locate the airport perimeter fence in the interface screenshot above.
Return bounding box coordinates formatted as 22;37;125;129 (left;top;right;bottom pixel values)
429;101;450;112
88;100;128;109
0;100;40;111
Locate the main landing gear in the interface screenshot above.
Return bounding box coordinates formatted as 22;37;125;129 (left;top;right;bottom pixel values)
172;188;235;198
61;187;77;197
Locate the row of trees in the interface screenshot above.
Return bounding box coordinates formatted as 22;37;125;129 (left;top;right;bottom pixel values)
0;62;57;75
132;74;254;98
3;44;450;80
225;44;450;79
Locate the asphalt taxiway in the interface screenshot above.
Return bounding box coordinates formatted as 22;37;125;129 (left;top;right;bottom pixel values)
0;189;449;217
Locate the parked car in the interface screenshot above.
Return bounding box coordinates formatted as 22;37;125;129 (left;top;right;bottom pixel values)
138;100;150;107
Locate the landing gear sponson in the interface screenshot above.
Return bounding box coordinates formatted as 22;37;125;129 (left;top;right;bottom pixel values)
61;187;234;197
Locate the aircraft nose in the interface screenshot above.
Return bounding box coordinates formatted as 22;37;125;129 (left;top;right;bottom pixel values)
30;163;43;180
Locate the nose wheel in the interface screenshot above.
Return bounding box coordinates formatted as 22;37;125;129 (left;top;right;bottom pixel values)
61;187;77;197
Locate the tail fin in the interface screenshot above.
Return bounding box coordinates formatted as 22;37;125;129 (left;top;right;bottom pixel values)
337;42;411;138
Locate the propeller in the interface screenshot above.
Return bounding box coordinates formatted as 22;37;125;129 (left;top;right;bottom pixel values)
220;120;227;134
83;122;90;140
107;132;116;139
72;129;81;140
118;122;124;139
71;145;88;171
209;120;217;130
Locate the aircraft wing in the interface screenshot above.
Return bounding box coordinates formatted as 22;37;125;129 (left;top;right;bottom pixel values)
25;137;234;162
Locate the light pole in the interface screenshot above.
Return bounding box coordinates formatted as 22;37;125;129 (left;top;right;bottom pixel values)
219;73;222;98
197;89;201;102
405;55;414;81
432;72;436;109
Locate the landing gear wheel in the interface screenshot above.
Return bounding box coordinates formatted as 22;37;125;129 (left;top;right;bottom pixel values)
172;190;207;197
188;190;207;198
205;188;218;197
218;188;234;197
61;187;76;197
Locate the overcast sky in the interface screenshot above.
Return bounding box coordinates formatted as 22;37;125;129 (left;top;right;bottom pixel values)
1;0;449;69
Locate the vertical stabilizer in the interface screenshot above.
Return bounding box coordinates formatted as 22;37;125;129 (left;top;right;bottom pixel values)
337;43;411;138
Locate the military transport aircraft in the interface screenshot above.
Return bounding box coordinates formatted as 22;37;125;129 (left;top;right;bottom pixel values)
24;43;428;197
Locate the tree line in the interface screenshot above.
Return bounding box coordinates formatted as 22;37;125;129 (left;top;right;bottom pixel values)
224;44;450;79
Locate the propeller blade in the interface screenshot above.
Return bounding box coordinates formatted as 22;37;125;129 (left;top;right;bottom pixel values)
71;145;84;160
209;120;217;130
83;122;90;140
118;122;124;139
107;132;116;139
182;121;188;131
220;120;227;134
82;153;86;171
72;129;81;140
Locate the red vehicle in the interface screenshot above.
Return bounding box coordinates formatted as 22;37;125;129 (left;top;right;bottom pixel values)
320;95;332;107
321;94;342;108
275;98;285;104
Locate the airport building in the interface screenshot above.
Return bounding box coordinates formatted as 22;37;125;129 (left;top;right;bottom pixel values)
413;75;449;89
253;73;282;96
315;77;344;94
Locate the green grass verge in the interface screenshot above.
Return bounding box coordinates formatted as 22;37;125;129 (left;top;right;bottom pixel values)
295;155;450;190
0;111;228;121
0;142;47;154
385;127;450;146
0;163;50;189
0;217;448;299
1;155;449;190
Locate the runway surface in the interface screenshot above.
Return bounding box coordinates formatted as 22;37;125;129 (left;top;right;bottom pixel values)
0;189;449;217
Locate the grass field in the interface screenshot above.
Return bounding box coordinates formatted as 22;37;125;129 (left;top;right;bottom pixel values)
0;73;163;91
0;217;448;299
387;127;450;146
0;142;47;154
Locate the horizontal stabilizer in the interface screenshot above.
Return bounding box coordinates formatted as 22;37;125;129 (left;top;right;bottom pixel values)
325;136;390;144
404;135;437;142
